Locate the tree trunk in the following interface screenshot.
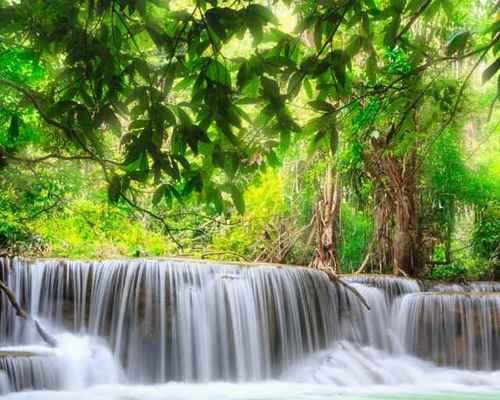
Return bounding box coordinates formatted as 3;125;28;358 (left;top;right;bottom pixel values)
373;186;394;273
310;168;342;274
385;150;422;276
357;185;394;274
365;144;424;277
393;192;417;275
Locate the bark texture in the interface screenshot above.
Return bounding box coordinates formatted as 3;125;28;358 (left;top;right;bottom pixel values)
310;168;342;274
364;141;424;276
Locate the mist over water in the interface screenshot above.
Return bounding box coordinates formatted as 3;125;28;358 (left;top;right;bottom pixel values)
0;258;499;399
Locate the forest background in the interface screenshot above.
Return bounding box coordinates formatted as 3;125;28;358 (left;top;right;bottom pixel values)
0;0;498;281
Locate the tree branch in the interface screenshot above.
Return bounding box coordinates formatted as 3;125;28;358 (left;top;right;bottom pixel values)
119;192;184;250
335;277;371;310
395;0;433;42
419;37;496;165
316;267;370;310
200;251;250;262
356;237;376;274
0;275;57;347
0;279;27;319
0;79;121;167
5;152;118;166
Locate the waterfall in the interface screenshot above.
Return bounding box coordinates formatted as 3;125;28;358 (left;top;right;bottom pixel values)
0;356;60;392
0;370;9;395
393;292;500;369
84;261;345;382
281;340;500;386
343;275;420;300
337;284;392;350
470;282;500;292
1;257;499;395
1;258;359;383
427;281;500;293
0;334;121;392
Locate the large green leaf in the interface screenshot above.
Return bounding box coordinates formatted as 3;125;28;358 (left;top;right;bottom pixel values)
482;57;500;84
247;4;278;25
446;30;470;56
206;59;232;87
228;184;245;214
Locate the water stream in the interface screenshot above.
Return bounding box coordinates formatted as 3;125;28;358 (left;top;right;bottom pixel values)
0;258;499;399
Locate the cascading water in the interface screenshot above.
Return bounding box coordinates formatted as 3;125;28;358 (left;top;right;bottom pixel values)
0;355;59;392
1;259;346;382
1;257;499;399
0;370;9;395
281;340;500;386
337;283;393;350
0;335;121;392
343;274;420;300
427;281;500;293
393;292;500;370
470;282;500;292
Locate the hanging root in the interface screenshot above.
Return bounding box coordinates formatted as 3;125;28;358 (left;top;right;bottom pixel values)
334;277;371;310
318;267;370;310
396;268;409;278
0;279;28;319
34;320;58;348
1;278;58;347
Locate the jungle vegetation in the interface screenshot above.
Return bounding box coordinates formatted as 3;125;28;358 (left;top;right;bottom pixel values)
0;0;498;280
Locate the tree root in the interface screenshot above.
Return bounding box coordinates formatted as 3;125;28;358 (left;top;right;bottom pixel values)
318;267;370;310
334;277;371;310
396;267;409;278
34;320;58;348
0;279;27;319
1;278;58;347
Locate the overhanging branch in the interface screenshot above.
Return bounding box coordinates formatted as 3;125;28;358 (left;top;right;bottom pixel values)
0;279;27;319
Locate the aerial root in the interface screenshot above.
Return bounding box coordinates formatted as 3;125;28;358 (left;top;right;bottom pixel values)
1;278;58;347
317;266;371;311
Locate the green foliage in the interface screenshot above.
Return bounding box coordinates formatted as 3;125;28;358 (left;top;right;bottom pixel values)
431;262;468;281
0;164;70;251
0;0;497;281
339;206;373;273
472;203;500;262
0;48;43;83
0;0;496;214
31;199;175;258
208;170;285;259
430;253;494;281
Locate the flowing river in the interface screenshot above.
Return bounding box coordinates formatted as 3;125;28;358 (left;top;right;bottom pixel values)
0;258;499;399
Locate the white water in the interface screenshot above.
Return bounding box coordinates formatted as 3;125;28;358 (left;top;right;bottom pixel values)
1;258;499;399
282;341;500;386
0;333;121;392
0;371;9;395
393;293;500;369
1;259;346;381
3;341;500;400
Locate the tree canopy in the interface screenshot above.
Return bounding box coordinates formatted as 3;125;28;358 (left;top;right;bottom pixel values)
1;0;499;278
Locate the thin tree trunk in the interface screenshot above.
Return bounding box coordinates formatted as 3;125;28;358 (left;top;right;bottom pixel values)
310;168;342;274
